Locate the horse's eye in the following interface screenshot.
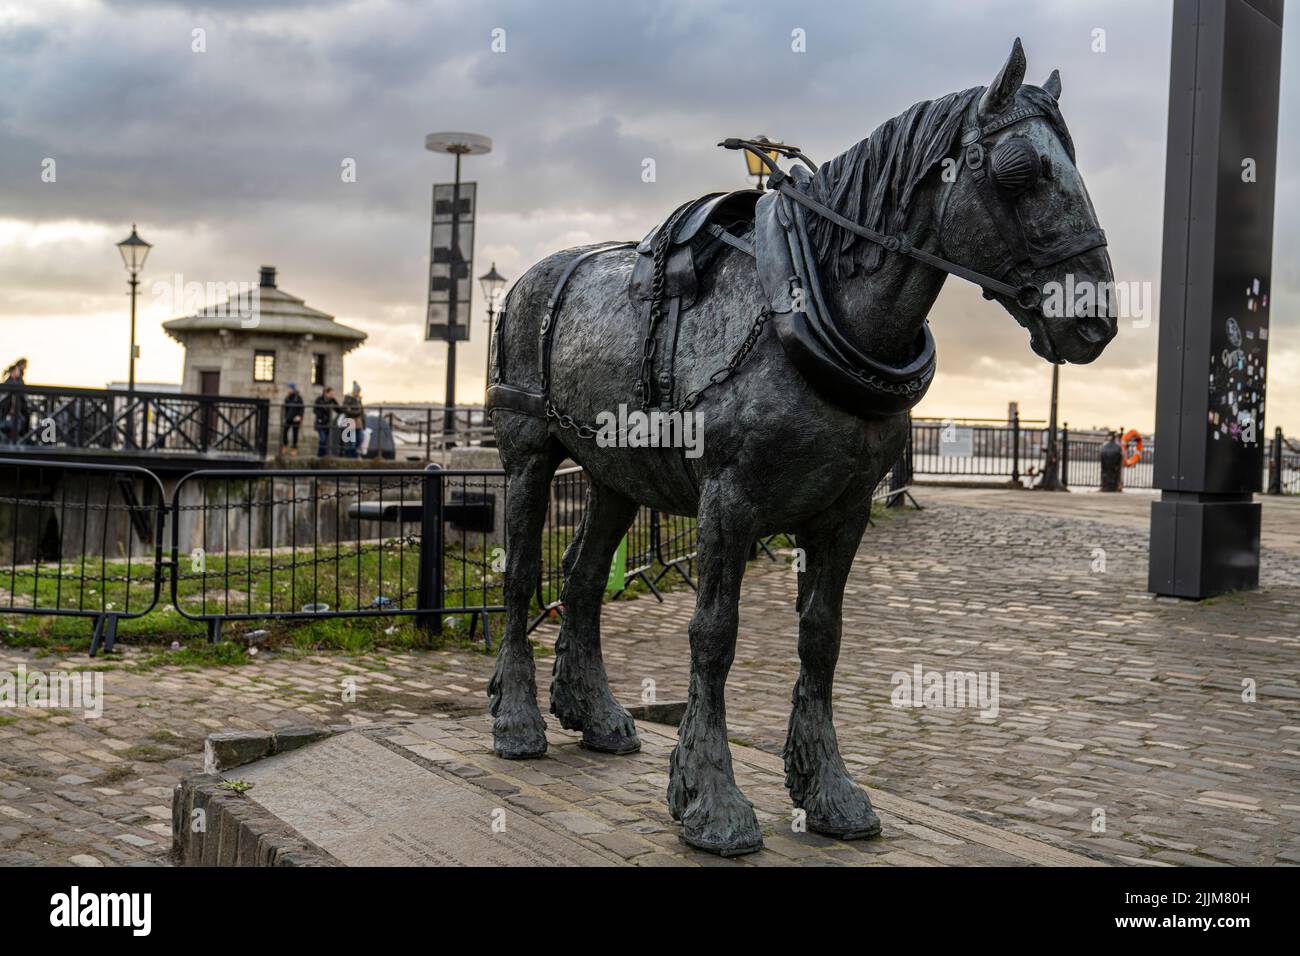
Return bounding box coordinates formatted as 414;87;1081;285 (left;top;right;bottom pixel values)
990;139;1039;194
1041;155;1053;180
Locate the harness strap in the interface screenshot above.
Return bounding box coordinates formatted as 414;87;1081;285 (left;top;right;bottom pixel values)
486;242;633;421
768;169;1025;302
540;242;635;394
705;223;756;257
733;96;1105;314
484;382;545;418
963;144;1032;282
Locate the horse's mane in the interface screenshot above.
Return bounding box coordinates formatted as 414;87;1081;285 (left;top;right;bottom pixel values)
806;84;1073;281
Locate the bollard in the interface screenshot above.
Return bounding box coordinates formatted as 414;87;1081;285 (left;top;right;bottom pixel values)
416;464;445;638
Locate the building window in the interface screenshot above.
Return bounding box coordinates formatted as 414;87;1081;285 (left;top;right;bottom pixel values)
253;350;276;382
312;353;326;386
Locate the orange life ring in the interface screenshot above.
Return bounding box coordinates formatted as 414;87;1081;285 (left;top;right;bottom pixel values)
1121;429;1143;467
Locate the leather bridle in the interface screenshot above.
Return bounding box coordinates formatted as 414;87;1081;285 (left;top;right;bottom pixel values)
721;95;1107;314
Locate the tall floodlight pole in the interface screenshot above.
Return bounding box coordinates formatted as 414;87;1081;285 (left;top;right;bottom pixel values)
424;132;491;445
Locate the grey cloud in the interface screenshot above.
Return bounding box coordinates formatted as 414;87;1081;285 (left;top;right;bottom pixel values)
1;0;1297;417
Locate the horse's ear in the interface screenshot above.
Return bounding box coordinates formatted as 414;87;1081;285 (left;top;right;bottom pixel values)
1043;69;1062;101
979;37;1027;116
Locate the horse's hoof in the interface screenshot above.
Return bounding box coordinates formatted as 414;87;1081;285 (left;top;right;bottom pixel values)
802;779;882;840
578;706;641;754
492;713;548;760
553;689;640;754
808;807;881;840
679;787;764;857
580;726;641;754
681;829;765;857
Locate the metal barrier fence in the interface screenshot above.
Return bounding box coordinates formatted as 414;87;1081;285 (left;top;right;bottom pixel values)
0;458;167;654
168;468;506;642
528;468;724;632
4;457;915;655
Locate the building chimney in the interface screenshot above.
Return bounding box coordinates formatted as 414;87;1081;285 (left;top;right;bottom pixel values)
259;266;277;288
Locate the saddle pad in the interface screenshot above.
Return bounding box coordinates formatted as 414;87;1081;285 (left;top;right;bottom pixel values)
628;190;763;309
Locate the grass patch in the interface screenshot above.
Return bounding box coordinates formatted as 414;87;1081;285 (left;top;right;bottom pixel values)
91;766;135;786
0;518;837;663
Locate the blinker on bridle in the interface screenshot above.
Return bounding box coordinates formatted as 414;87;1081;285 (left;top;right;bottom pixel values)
721;99;1106;316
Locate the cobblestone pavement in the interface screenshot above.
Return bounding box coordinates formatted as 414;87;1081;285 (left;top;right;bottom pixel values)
2;487;1298;865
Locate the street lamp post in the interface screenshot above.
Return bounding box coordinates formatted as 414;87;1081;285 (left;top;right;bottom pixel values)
115;225;152;395
479;263;507;402
425;131;491;444
743;135;781;190
116;225;152;449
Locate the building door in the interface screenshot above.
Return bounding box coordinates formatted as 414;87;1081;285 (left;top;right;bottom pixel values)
199;371;220;449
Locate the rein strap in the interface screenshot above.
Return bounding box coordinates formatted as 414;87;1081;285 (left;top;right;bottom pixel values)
766;165;1029;305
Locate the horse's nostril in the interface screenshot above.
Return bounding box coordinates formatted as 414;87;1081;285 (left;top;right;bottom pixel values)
1077;316;1113;345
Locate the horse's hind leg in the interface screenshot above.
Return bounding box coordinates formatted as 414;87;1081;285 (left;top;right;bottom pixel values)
488;415;564;759
667;480;762;856
550;481;641;753
783;501;881;839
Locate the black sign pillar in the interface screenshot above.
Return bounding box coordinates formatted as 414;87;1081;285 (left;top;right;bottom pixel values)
1149;0;1283;598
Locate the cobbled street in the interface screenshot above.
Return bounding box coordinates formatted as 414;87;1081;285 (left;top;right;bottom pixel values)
3;487;1298;866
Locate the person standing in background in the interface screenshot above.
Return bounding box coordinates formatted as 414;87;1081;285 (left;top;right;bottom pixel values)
0;358;29;444
313;386;339;457
340;382;364;458
281;381;304;455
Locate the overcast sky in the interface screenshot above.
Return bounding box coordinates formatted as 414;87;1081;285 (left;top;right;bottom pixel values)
2;0;1297;431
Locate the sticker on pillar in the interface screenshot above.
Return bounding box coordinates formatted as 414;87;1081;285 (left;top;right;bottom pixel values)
1208;306;1267;449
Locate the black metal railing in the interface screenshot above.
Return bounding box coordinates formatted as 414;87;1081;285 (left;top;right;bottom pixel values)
0;384;269;459
1059;427;1155;490
169;466;505;643
0;453;916;655
0;458;167;653
910;416;1047;484
1267;428;1300;494
911;416;1300;493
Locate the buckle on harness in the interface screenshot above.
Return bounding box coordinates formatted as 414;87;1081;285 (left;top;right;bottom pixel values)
1016;284;1042;310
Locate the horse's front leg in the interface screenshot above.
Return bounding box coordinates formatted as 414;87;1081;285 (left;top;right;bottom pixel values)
783;500;881;839
667;480;762;856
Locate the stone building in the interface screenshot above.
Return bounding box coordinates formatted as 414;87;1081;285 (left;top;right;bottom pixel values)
162;266;366;451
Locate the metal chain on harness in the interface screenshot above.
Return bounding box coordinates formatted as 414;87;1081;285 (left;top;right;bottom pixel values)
547;307;771;438
635;205;690;411
678;307;769;410
544;399;599;439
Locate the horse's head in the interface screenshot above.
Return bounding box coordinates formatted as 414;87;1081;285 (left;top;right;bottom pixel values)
938;39;1117;364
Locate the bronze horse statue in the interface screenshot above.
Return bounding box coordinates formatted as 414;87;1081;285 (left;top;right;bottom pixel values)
485;39;1117;856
